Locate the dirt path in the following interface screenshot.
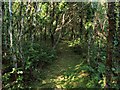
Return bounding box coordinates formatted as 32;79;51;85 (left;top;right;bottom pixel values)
32;41;84;88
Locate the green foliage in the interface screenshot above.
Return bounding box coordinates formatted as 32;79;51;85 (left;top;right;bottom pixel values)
2;67;24;89
58;2;67;13
68;38;81;47
22;42;57;86
54;63;105;88
2;41;57;89
67;38;87;56
2;1;119;89
24;42;56;68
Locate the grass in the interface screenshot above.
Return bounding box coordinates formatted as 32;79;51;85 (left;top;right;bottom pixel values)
31;41;88;88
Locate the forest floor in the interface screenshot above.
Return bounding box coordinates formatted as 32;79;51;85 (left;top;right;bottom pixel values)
31;41;88;88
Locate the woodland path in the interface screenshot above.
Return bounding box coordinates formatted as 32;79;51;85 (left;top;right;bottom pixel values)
31;41;84;88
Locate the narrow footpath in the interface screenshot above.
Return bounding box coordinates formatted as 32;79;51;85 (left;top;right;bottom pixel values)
31;41;87;88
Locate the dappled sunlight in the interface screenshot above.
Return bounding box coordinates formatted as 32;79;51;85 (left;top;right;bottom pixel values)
28;39;115;88
74;62;84;70
30;41;93;88
40;61;90;88
67;38;81;47
39;61;87;88
42;80;47;85
2;1;119;89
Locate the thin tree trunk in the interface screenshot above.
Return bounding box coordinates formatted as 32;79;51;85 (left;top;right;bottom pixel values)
0;2;2;89
53;13;65;49
9;0;17;68
50;2;55;47
87;27;91;64
9;0;17;82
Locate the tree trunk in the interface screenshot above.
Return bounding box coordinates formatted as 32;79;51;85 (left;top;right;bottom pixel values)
50;2;55;47
105;2;115;88
9;0;17;82
0;2;2;89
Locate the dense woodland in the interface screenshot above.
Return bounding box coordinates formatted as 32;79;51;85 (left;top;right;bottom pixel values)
1;1;120;89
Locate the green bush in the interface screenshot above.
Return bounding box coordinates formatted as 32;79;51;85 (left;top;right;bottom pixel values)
23;42;57;69
22;42;57;86
2;67;24;90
